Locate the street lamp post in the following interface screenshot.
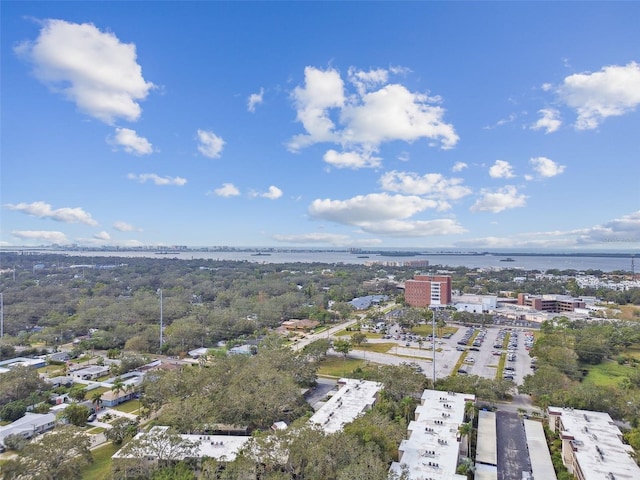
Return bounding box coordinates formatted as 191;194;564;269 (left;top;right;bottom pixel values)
157;289;164;350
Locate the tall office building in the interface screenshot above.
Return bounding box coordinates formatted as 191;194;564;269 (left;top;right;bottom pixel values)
404;275;452;307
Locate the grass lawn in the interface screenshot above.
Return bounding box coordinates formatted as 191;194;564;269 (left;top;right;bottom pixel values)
37;365;65;375
623;344;640;360
84;386;111;400
617;305;640;321
354;342;395;354
317;357;366;377
112;401;141;414
583;360;638;387
410;325;458;337
81;443;119;480
87;426;106;434
332;329;382;339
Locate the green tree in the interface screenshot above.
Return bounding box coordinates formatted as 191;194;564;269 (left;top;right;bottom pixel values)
1;400;27;422
61;403;90;427
68;385;87;402
104;417;139;445
350;332;368;347
0;425;92;480
333;339;352;358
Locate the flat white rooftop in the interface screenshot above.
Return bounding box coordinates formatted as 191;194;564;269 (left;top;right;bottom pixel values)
549;406;639;480
113;426;249;462
309;378;382;433
389;389;475;480
476;410;497;466
523;419;556;480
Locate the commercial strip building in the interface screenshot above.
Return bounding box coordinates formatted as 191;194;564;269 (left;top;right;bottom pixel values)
524;419;557;480
389;389;475;480
516;294;585;313
548;406;640;480
309;378;382;433
404;275;452;307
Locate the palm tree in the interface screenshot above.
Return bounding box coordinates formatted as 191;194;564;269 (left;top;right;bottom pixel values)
458;422;473;458
111;378;126;404
90;390;103;413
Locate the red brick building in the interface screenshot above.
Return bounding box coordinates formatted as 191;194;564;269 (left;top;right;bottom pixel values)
404;275;452;307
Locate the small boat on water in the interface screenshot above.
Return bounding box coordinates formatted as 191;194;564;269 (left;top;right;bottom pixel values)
500;257;515;262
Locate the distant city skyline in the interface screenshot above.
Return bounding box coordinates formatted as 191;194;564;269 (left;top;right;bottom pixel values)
1;2;639;250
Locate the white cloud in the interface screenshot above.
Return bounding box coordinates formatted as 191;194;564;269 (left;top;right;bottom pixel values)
309;193;437;225
341;83;458;149
11;230;68;244
15;19;154;124
213;183;240;197
127;173;187;186
196;129;225;158
357;218;466;237
348;67;389;95
272;232;382;247
470;186;527;213
110;127;153;155
247;88;264;112
576;211;640;245
456;211;640;248
529;156;566;178
259;186;283;200
379;171;472;201
288;66;459;162
531;108;562;134
323;149;381;169
557;62;640;130
5;201;98;225
288;66;345;151
452;162;468;172
489;160;515;179
113;221;140;232
93;231;111;241
484;113;517;130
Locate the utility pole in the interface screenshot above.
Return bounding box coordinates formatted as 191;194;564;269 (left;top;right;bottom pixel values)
158;289;164;350
1;292;4;339
432;306;436;386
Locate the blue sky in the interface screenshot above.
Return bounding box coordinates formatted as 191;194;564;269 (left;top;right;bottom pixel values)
1;1;639;250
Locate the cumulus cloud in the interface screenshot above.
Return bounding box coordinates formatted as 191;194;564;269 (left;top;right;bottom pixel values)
259;186;283;200
272;232;382;247
247;88;264;112
11;230;68;244
323;150;381;169
15;19;154;124
470;186;527;213
110;127;153;155
113;221;140;232
127;173;187;186
196;129;225;158
288;67;345;151
288;66;458;167
309;193;436;224
489;160;515;179
529;156;566;178
576;211;640;245
212;183;240;197
452;162;468;172
5;201;98;225
93;231;111;241
307;192;465;237
456;211;640;248
531;108;562;134
379;171;472;201
557;62;640;130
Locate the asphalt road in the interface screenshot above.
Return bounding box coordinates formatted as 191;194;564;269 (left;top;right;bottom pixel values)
496;411;532;480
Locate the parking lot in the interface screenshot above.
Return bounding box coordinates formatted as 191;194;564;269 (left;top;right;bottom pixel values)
372;323;536;384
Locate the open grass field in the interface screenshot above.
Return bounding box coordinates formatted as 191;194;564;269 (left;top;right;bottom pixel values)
623;344;640;360
81;443;118;480
317;357;366;377
332;329;383;339
617;305;640;321
37;364;65;375
354;342;395;354
411;325;458;337
583;359;638;387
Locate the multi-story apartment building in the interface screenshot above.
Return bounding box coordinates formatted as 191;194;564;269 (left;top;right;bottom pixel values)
517;294;585;313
